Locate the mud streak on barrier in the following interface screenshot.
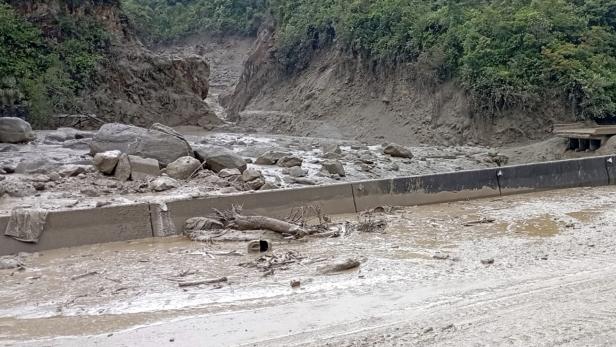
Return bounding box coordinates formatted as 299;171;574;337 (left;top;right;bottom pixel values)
351;185;359;213
496;169;503;196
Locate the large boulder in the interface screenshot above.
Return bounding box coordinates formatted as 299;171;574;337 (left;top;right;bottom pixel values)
0;117;35;143
277;155;303;168
321;160;346;177
383;143;414;159
165;156;201;180
194;145;247;173
89;123;193;166
93;150;122;174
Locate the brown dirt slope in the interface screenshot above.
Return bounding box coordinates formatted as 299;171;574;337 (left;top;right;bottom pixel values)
224;26;573;146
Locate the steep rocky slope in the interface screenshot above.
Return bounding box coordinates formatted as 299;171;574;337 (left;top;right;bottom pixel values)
224;26;573;146
7;0;221;128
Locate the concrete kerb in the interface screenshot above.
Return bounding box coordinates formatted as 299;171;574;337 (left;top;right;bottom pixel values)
498;156;610;196
352;168;501;211
0;204;153;256
605;155;616;185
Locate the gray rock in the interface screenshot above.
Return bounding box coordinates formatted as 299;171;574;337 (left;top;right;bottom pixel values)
89;123;193;166
321;160;346;177
150;176;179;192
383;143;414;159
0;118;35;143
259;181;279;190
194;146;247;173
129;155;160;181
93;150;121;175
255;151;288;165
246;177;265;190
287;166;307;177
321;143;342;154
58;164;88;177
15;157;60;174
277;156;303;168
242;168;263;182
0;144;18;152
218;168;241;178
165;156;201;180
114;154;131;182
0;180;36;197
0;256;22;270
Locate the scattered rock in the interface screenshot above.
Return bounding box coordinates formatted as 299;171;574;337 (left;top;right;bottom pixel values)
287;166;307;177
433;252;450;260
150;176;179;192
58;164;87;177
242;168;263;182
259;181;279;190
114;154;131;182
255;151;288;165
481;258;495;265
245;177;265;190
383;143;414;159
128;155;160;181
32;182;46;191
317;258;361;274
15;157;60;174
93;150;122;174
0;181;36;197
165;156;201;180
277;155;303;168
219;168;241;178
0;117;35;143
290;279;301;288
0;256;23;270
90;123;193;166
0;144;18;152
321;143;342;155
321;160;346;177
195;146;247;173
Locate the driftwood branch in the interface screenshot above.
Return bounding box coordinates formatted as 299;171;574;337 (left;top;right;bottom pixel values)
178;276;228;287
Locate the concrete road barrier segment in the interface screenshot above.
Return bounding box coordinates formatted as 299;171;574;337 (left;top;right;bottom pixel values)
352;168;500;212
498;156;609;195
164;183;356;233
1;156;615;256
0;204;153;256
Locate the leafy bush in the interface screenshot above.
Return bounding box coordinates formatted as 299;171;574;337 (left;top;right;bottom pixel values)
0;3;108;127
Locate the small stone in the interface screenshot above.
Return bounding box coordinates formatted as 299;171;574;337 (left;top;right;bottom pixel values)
219;168;241;178
432;252;449;260
383;143;414;159
242;168;263;182
287;166;307;177
150;176;179;192
277;156;303;168
321;160;346;177
165;156;201;180
58;164;87;177
481;258;495;265
290;280;301;288
32;182;46;191
255;151;288;165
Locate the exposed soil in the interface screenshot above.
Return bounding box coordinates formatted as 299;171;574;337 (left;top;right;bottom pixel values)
2;186;616;346
223;28;574;147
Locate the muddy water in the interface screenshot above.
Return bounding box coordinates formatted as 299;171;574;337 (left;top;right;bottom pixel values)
2;186;616;346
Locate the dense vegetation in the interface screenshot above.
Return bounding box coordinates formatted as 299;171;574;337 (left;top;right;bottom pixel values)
121;0;268;42
0;2;108;126
271;0;616;119
122;0;616;120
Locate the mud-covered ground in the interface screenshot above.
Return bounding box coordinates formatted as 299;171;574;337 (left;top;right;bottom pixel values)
0;126;503;215
2;186;616;346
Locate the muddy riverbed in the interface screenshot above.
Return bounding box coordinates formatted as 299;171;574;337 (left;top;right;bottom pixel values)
2;186;616;346
0;126;501;215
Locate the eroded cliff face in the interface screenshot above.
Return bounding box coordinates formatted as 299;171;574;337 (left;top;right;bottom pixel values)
224;26;572;146
8;0;220;128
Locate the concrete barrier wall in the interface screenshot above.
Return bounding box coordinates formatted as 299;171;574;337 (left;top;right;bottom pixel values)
352;169;500;211
498;156;609;195
2;156;615;256
0;204;153;256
